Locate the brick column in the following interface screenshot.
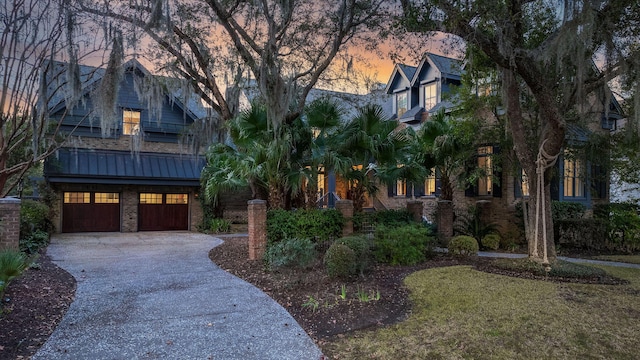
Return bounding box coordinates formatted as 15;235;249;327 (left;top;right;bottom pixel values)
335;199;353;237
0;197;21;250
437;200;453;241
247;200;267;260
475;200;492;226
407;201;423;223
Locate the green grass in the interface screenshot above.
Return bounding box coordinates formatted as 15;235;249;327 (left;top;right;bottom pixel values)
323;265;640;359
592;255;640;265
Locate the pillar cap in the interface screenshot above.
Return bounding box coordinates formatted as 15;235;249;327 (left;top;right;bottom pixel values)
248;199;267;205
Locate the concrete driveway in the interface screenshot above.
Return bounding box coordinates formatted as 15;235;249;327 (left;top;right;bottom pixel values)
33;232;323;360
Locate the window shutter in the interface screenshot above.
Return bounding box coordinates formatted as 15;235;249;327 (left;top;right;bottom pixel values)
492;146;502;197
514;176;522;198
388;181;396;197
464;158;477;197
435;178;442;197
414;181;425;197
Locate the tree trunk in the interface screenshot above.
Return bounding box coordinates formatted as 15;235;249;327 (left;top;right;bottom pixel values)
268;182;285;210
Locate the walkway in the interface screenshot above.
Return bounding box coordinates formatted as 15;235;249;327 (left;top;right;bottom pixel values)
34;232;322;360
478;251;640;269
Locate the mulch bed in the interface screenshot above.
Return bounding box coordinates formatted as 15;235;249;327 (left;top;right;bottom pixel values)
0;254;76;360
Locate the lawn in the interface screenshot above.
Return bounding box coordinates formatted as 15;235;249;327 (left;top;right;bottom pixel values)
323;264;640;359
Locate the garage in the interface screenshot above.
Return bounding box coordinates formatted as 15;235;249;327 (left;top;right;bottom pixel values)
62;192;120;233
138;193;189;231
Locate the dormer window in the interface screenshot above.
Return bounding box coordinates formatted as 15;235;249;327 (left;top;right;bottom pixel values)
397;92;408;117
424;83;437;110
123;110;141;135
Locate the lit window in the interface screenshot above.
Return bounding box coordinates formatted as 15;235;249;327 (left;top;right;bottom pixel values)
477;146;493;196
521;169;530;197
424;83;437;110
139;193;163;204
396;180;407;196
166;194;188;204
64;192;90;204
123;110;141;135
95;193;119;204
563;153;585;197
425;168;437;196
397;92;408;117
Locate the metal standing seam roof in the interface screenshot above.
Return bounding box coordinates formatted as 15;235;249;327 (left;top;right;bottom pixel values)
45;148;204;186
427;53;464;79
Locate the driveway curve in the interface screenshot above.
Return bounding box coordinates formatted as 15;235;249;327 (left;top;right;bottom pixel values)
34;232;322;360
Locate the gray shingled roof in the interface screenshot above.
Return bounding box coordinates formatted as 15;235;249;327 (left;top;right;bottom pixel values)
398;64;417;81
427;54;463;79
399;106;424;122
45;148;204;186
45;59;208;119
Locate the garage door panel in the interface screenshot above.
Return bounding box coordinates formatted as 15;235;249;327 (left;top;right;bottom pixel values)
138;202;188;231
62;203;120;233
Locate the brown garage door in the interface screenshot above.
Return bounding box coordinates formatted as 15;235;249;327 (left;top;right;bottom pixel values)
62;192;120;232
138;193;189;231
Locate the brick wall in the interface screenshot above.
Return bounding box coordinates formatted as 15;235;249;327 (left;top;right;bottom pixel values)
0;197;21;250
66;136;200;154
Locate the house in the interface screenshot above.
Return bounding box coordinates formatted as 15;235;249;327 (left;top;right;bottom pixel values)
43;59;213;233
378;52;622;235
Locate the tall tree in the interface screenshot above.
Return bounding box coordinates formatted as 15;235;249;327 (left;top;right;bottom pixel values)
77;0;388;140
399;0;640;263
0;0;104;196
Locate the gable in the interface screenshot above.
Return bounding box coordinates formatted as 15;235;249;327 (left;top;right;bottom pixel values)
47;60;205;142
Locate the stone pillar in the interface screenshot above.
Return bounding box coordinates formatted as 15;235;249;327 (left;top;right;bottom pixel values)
335;199;354;237
0;197;21;250
247;200;267;260
437;200;454;241
407;201;423;223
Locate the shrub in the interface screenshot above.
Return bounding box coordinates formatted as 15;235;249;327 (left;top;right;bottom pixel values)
373;224;433;265
552;201;586;220
324;243;357;278
481;234;501;251
206;218;231;233
20;200;52;240
0;250;28;296
448;235;479;256
265;238;317;269
20;230;50;255
266;209;344;244
373;209;414;227
455;205;498;242
335;236;371;274
593;202;640;252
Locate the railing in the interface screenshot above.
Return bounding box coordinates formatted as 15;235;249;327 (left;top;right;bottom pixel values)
316;191;341;209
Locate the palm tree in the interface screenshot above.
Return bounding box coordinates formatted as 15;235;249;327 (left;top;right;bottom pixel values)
415;110;471;201
335;104;409;212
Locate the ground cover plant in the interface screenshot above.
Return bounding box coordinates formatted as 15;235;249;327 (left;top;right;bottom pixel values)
591;255;640;265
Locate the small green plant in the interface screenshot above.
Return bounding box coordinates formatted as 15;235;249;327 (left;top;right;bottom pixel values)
302;295;319;312
324;243;357;278
339;284;347;300
264;238;316;269
373;289;381;301
481;234;501;251
356;286;370;302
20;230;50;255
0;250;28;296
206;218;231;233
448;235;479;256
455;205;499;244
